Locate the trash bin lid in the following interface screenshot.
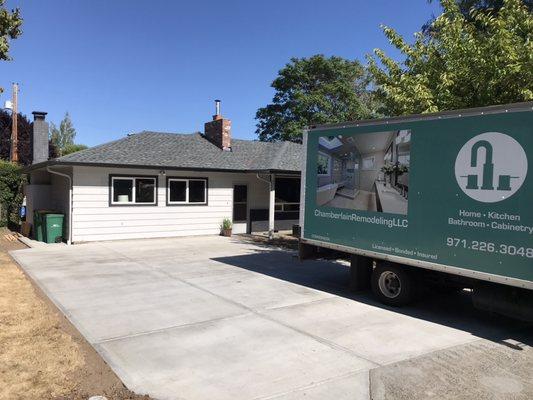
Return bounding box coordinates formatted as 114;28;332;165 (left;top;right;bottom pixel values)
44;213;64;218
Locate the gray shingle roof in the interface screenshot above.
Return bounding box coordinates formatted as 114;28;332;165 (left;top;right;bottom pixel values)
55;131;302;172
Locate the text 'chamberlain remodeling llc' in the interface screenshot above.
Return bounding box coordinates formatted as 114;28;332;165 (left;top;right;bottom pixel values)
315;209;408;229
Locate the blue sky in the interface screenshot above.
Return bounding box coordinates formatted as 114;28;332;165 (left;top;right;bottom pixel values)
1;1;441;146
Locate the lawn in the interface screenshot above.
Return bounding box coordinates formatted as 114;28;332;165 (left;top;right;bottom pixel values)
0;228;150;400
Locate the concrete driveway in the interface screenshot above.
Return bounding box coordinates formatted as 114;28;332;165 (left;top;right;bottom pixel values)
11;236;531;400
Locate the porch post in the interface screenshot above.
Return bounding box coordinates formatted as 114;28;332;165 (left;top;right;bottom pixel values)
268;174;275;239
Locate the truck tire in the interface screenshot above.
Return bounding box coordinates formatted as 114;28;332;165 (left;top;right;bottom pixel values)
371;263;414;306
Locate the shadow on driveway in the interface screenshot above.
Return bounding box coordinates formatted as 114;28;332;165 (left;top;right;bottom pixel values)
211;249;532;347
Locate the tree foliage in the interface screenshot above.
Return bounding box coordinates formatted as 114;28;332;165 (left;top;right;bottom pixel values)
62;143;88;155
368;0;533;116
429;0;532;18
0;0;21;60
0;0;22;93
0;160;25;226
256;55;380;142
423;0;533;34
50;112;77;155
0;109;32;164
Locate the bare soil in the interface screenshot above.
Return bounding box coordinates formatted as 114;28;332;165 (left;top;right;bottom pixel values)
0;228;152;400
238;232;299;250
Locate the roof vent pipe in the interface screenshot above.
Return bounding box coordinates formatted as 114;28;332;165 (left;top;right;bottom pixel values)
215;99;221;118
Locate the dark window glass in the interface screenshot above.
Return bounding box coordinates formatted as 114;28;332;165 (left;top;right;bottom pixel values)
233;185;247;221
284;203;300;211
189;180;206;203
113;179;133;203
233;204;247;221
169;180;186;202
234;185;247;203
135;178;155;203
275;178;300;203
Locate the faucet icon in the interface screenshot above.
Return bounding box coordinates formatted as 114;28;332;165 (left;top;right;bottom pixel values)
465;140;494;190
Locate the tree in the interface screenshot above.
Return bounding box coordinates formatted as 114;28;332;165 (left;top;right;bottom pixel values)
429;0;532;18
368;0;533;116
0;160;25;226
0;109;31;163
256;55;380;143
50;112;77;155
62;143;88;155
0;0;22;93
423;0;532;33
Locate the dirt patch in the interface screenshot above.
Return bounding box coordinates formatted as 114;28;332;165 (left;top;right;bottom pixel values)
370;339;533;400
237;233;299;250
0;229;152;400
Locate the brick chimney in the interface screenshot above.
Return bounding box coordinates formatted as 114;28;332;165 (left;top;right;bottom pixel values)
32;111;49;164
204;99;231;151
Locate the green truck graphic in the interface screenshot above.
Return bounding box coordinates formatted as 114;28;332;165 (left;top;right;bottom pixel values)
299;102;532;319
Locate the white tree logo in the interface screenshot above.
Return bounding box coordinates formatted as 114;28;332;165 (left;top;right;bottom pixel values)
455;132;528;203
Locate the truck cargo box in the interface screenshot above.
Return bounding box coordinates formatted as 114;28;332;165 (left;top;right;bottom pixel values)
300;102;533;290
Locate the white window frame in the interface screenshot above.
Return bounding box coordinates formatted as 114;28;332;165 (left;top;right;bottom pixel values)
317;151;331;176
110;176;157;205
167;178;207;205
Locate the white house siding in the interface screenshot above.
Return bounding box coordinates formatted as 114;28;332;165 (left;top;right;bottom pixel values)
71;166;270;242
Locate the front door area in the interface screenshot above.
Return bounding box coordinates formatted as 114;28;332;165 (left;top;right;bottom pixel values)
232;184;248;234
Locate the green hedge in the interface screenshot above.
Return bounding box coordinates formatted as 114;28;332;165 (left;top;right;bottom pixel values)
0;160;26;227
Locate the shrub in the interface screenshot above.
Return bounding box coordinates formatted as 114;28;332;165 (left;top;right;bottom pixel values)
0;160;25;227
221;217;232;230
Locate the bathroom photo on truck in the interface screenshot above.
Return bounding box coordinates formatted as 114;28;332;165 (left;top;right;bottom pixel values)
316;130;411;215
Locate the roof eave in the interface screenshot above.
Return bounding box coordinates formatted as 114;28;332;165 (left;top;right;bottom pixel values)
23;160;302;174
22;160;60;173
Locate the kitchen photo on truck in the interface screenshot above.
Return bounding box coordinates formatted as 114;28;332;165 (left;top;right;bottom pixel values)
316;130;411;215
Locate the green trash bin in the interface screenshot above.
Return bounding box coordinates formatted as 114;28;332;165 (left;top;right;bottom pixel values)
43;213;64;243
33;210;43;241
33;210;53;242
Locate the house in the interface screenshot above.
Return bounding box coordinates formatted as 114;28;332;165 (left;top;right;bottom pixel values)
24;103;302;243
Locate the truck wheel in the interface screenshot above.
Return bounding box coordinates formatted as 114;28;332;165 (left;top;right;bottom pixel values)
371;263;414;306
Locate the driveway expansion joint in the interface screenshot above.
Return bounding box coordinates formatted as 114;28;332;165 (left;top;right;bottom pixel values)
99;242;381;367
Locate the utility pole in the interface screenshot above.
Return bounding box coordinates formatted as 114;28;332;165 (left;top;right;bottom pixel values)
11;83;19;163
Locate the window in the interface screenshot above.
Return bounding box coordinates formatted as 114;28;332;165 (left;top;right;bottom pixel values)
113;178;133;203
274;177;300;213
362;156;375;170
110;176;157;205
189;180;206;203
317;152;331;175
167;178;207;205
169;180;186;202
398;154;410;166
384;143;393;163
136;178;156;203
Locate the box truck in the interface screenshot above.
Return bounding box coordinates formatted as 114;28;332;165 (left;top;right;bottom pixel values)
299;102;533;321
